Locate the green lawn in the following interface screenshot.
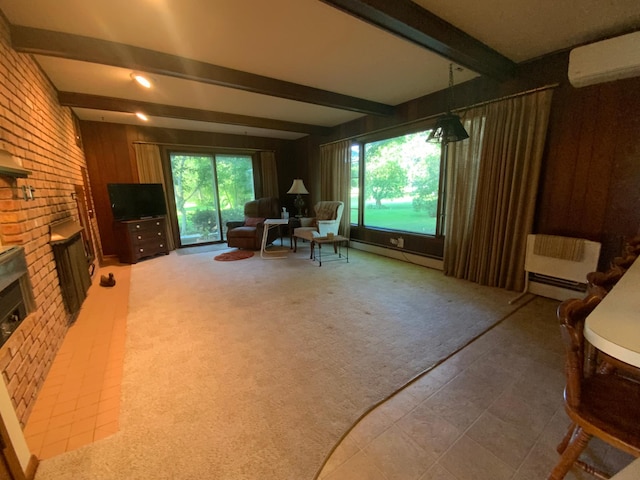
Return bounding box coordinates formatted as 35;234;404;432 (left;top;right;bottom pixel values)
352;200;437;234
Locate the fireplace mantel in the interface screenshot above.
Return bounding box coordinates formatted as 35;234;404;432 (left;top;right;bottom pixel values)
0;150;30;178
49;219;83;244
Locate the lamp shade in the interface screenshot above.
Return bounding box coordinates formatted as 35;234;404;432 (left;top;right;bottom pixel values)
426;114;469;144
287;179;309;195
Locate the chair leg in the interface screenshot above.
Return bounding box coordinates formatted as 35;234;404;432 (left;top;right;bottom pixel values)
585;343;598;377
574;460;611;480
557;423;577;454
548;427;592;480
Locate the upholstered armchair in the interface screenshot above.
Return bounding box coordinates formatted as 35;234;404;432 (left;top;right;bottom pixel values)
226;197;281;250
293;201;343;254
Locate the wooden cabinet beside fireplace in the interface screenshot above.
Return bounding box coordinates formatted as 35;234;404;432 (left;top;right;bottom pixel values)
114;217;169;264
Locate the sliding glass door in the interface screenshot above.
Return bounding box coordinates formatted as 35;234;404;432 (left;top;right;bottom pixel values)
169;152;255;246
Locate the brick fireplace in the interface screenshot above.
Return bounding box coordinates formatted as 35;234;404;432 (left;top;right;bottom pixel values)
0;14;99;429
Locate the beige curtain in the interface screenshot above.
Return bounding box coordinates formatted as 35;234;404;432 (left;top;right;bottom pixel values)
444;89;554;291
133;143;176;250
259;151;279;199
320;140;351;238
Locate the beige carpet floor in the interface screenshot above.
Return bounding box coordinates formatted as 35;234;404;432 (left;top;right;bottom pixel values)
34;248;530;479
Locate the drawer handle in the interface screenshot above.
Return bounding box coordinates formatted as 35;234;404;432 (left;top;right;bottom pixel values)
136;225;140;229
157;232;161;236
160;244;164;248
137;235;142;240
139;248;144;252
156;221;160;225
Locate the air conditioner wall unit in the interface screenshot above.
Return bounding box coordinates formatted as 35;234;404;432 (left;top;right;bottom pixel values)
568;31;640;88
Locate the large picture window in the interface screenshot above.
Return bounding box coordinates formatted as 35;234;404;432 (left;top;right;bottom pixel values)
352;130;443;236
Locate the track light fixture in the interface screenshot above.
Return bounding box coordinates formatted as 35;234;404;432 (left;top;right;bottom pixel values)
131;72;152;89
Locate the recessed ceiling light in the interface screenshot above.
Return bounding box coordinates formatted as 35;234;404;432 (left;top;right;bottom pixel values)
131;73;152;89
135;112;149;121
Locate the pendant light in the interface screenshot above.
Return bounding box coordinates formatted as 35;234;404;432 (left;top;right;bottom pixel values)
426;64;469;144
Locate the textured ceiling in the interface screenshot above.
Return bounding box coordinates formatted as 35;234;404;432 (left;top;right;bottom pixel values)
1;0;639;139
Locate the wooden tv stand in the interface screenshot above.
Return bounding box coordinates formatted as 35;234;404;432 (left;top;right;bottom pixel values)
114;217;169;264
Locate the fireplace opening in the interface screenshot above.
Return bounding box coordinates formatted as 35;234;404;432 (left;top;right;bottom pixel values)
50;219;92;318
0;280;27;344
0;246;34;348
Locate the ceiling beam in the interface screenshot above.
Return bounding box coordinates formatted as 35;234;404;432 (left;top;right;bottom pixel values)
11;25;395;117
58;92;331;136
320;0;517;80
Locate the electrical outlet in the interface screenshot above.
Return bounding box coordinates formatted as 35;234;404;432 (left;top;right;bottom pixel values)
397;237;404;248
390;238;398;245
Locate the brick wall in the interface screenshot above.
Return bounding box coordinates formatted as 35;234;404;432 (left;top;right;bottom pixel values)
0;16;95;425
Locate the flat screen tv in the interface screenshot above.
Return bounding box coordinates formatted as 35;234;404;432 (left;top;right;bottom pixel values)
107;183;167;221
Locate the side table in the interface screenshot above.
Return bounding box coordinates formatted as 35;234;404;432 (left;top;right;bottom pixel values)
312;235;349;267
261;218;289;259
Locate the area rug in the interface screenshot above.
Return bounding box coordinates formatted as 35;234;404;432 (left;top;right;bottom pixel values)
34;249;527;480
176;243;230;256
214;249;254;261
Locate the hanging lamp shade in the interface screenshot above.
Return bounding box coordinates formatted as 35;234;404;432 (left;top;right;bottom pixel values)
427;64;469;144
426;113;469;144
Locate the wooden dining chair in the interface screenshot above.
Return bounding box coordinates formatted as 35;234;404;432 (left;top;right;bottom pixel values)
586;265;626;295
549;294;640;480
587;238;639;295
610;236;640;270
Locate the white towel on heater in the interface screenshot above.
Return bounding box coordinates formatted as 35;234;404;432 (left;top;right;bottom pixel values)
533;235;585;262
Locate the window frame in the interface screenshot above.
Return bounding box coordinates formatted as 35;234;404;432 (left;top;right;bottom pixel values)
348;119;447;258
162;146;258;248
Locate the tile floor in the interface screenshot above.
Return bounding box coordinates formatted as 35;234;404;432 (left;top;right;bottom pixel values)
23;263;130;459
22;264;634;479
317;296;634;480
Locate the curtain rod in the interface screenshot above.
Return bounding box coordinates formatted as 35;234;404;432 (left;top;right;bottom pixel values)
455;83;559;114
132;141;274;153
320;83;560;147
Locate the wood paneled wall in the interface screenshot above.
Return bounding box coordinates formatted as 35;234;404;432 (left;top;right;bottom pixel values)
80;122;295;257
536;77;640;268
80;122;139;258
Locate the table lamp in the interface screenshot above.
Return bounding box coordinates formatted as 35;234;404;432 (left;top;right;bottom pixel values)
287;179;309;217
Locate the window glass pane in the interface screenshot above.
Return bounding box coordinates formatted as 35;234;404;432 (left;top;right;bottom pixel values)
170;153;220;244
350;144;360;224
215;154;255;229
170;152;254;246
363;131;441;235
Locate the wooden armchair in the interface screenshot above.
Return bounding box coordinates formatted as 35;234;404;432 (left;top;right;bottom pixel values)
292;201;343;257
549;295;640;480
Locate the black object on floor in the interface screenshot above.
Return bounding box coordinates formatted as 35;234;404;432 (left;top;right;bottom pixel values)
100;272;116;287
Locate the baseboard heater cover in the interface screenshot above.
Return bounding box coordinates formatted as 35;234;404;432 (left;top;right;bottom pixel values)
512;234;601;302
529;273;586;292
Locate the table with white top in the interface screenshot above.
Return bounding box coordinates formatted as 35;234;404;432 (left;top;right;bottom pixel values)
584;260;640;480
610;458;640;480
582;259;640;479
584;257;640;368
260;218;289;259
